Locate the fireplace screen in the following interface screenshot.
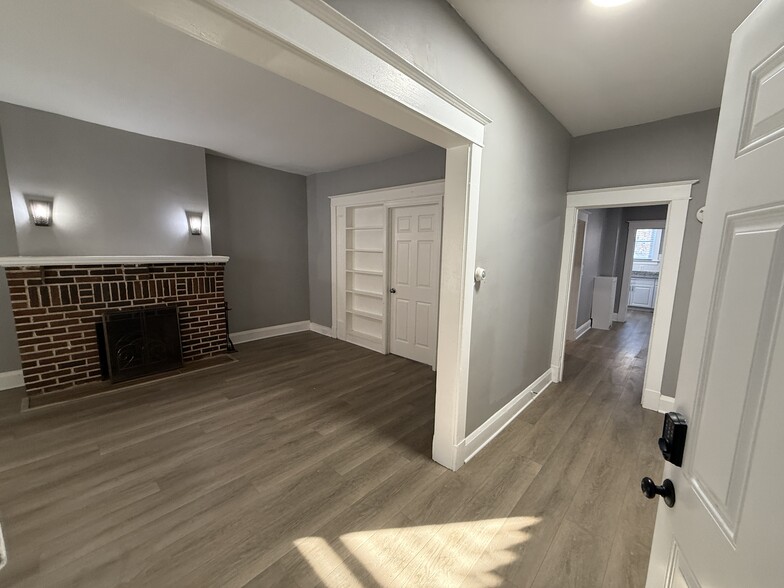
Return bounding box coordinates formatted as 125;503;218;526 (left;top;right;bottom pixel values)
100;306;183;383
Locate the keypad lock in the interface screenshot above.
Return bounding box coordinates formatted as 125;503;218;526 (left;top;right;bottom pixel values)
658;412;687;467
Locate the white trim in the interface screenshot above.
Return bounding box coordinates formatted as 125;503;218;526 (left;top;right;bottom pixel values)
329;179;445;207
290;0;492;127
566;180;697;202
574;319;592;340
0;521;6;572
0;255;229;267
0;370;24;391
611;312;619;322
618;220;666;322
642;388;676;413
131;0;488;471
432;144;483;470
462;369;553;463
309;322;334;337
552;182;693;414
230;320;311;344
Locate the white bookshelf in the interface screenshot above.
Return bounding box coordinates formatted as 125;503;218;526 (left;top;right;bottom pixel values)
338;204;386;352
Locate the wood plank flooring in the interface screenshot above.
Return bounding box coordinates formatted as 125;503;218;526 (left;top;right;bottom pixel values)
0;311;662;587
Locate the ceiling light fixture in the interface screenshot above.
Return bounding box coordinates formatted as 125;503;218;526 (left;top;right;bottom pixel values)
591;0;635;7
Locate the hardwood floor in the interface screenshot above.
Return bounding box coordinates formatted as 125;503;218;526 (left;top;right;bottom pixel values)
0;311;662;587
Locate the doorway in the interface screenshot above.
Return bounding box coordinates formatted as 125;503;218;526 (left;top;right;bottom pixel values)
619;220;667;319
134;0;488;471
551;182;693;412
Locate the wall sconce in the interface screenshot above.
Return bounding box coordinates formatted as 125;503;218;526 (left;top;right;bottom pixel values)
186;211;203;235
25;196;54;227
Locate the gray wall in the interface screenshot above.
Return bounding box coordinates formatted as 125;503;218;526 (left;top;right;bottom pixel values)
0;102;211;256
324;0;572;435
0;102;212;375
569;109;719;397
0;124;21;373
207;154;310;332
307;145;446;327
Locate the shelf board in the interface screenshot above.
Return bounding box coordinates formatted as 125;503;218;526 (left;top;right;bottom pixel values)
346;269;383;276
347;289;383;299
346;248;383;253
347;330;383;343
347;309;383;321
346;226;383;231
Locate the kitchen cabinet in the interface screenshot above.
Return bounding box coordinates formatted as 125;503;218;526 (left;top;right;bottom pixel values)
629;276;657;309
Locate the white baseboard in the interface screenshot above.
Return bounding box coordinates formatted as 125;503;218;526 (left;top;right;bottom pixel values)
462;369;553;464
574;320;591;340
0;370;24;392
309;322;334;337
611;312;619;322
642;387;675;413
230;320;311;344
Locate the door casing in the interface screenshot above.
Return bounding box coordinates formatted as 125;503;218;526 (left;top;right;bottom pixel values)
551;182;693;413
330;181;444;359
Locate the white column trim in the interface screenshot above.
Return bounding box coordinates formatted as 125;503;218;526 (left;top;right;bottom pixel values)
432;144;482;469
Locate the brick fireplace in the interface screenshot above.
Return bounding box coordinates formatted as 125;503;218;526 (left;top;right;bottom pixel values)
4;258;228;397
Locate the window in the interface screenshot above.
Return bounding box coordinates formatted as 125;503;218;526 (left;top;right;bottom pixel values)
634;228;662;261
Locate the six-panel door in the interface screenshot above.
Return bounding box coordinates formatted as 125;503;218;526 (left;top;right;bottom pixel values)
389;204;442;366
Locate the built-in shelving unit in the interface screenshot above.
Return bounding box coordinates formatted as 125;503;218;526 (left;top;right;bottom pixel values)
337;204;387;352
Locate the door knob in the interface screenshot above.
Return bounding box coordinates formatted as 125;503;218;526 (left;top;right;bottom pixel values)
641;477;675;508
390;288;396;294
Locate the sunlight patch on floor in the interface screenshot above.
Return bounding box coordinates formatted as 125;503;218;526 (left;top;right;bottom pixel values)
294;516;541;587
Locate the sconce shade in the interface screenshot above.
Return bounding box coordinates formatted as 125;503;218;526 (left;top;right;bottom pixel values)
28;199;53;227
187;211;203;235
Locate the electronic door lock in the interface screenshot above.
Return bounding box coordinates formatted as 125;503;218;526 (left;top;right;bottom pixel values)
658;412;687;467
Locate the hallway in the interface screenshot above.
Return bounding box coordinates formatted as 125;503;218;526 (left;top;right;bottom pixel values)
454;309;663;587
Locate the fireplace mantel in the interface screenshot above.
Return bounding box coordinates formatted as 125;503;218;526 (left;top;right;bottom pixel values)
0;255;229;267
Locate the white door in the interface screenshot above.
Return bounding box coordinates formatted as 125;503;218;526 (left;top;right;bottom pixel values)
389;204;442;366
646;2;784;586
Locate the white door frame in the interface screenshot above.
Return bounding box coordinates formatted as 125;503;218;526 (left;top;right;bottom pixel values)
330;180;444;356
619;220;668;320
566;210;591;340
551;181;695;411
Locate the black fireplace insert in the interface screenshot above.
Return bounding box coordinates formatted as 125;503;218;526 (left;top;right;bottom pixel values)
99;306;183;383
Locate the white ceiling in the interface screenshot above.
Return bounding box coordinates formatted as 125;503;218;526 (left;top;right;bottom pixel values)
0;0;430;175
447;0;762;136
